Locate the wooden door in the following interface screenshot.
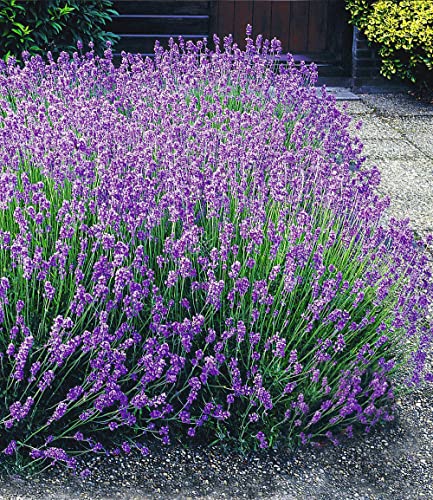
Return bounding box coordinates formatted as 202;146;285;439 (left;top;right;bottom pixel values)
110;1;351;76
209;0;352;76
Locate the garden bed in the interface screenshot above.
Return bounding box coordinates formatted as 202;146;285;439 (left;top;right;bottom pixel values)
0;31;432;476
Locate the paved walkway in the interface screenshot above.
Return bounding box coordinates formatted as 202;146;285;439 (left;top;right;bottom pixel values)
341;93;433;240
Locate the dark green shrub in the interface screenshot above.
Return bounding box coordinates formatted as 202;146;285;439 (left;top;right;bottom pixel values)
0;0;119;61
346;0;433;86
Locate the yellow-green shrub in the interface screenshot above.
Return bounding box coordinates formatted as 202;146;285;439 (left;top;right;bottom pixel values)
346;0;433;85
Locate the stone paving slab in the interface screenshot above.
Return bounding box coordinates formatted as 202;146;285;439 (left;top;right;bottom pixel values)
349;120;401;140
359;93;433;117
325;87;360;101
375;192;433;234
385;116;433;158
336;100;373;116
361;139;425;160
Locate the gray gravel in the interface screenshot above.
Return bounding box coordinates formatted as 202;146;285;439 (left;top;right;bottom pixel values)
347;94;433;241
1;92;432;499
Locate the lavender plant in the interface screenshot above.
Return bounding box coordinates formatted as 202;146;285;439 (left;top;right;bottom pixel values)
0;30;432;473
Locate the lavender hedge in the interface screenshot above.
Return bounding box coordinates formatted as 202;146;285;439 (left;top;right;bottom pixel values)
0;30;432;473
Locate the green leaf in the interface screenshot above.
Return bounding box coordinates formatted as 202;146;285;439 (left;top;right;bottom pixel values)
11;27;24;36
59;5;75;16
51;22;62;34
12;21;26;30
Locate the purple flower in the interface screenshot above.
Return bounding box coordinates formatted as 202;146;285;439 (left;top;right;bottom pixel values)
80;468;91;478
67;385;84;402
6;343;15;357
74;432;84;441
38;370;55;391
12;335;33;381
249;412;259;423
256;431;268;449
273;336;286;358
4;440;17;456
226;393;235;404
206;279;225;309
43;281;56;301
9;396;34;422
45;447;70;462
47;401;68;424
29;449;44;460
121;442;131;454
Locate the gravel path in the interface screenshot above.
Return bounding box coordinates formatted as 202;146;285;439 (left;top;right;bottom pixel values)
1;92;432;500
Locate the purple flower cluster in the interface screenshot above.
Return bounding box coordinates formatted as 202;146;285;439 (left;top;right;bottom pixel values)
0;30;432;470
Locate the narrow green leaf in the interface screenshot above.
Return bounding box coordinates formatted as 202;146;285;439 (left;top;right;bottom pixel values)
13;21;26;30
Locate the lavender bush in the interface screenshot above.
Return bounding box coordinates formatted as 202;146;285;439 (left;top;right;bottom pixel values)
0;30;432;473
